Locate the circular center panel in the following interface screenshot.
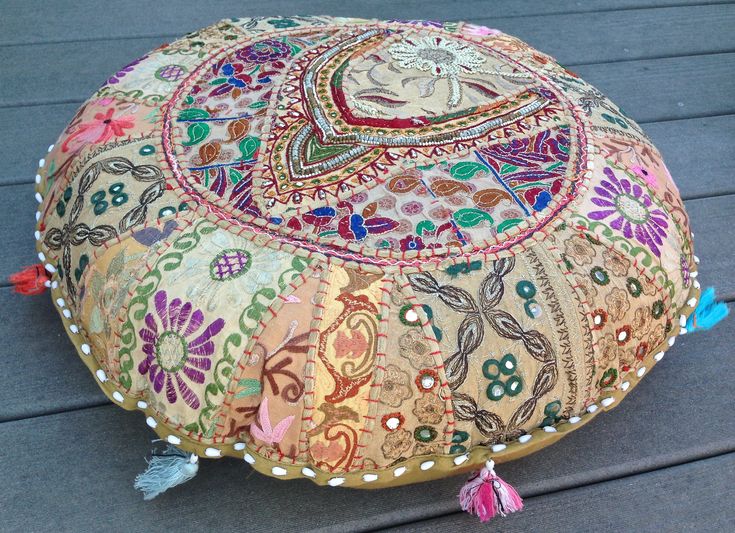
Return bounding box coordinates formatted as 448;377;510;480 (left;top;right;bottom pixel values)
164;22;585;260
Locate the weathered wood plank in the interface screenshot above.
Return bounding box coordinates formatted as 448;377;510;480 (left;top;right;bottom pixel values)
383;453;735;533
2;8;735;109
2;1;732;46
0;310;732;531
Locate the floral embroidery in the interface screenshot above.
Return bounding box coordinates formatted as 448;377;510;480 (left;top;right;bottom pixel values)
381;428;413;459
564;235;596;266
379;365;413;407
606;287;630;321
61;107;135;153
588;167;669;257
250;396;295;445
137;290;225;409
601;248;630;277
412;393;444;425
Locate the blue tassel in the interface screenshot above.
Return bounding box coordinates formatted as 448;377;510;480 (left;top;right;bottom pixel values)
686;287;729;332
134;445;199;500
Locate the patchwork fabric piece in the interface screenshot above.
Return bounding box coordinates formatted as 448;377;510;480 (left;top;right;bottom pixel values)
34;16;701;489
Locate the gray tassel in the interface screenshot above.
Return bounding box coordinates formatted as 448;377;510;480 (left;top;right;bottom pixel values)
134;445;199;500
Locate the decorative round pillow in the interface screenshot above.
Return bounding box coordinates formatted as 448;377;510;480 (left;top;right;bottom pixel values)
21;15;728;521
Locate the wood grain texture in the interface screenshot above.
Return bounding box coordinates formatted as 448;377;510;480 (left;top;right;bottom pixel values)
383;453;735;533
0;312;732;531
2;1;732;45
3;5;735;109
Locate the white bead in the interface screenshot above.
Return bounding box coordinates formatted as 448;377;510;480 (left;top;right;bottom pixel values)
601;397;615;407
204;448;221;458
45;263;56;273
362;473;378;482
679;328;688;335
244;453;255;464
69;324;79;334
38;158;46;168
687;298;698;307
80;344;91;355
95;369;107;382
679;315;687;327
654;352;665;362
38;251;45;262
668;337;676;347
519;434;533;443
35;174;42;184
543;426;557;433
62;309;71;318
48;144;55;152
587;404;598;414
694;255;700;264
393;466;407;477
272;466;288;476
302;467;316;478
453;454;469;465
690;271;698;279
420;460;435;471
146;416;157;428
233;442;246;451
51;280;58;289
568;416;581;424
621;381;630;391
167;435;181;445
637;366;647;377
35;192;43;203
491;444;506;452
137;400;148;409
328;477;345;486
112;391;124;402
34;230;41;240
56;298;65;308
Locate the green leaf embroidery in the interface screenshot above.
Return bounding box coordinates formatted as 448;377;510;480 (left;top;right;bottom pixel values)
239;136;261;160
182;122;210;146
416;220;437;235
454;208;494;228
248;101;268;109
497;218;523;233
500;163;518;175
450;162;486;180
209;77;228;86
234;378;262;399
229;168;243;184
178;108;210;121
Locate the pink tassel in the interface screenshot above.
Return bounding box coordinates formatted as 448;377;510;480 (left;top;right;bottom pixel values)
459;460;523;522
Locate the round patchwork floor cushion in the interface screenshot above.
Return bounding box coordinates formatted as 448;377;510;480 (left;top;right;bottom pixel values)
33;16;706;497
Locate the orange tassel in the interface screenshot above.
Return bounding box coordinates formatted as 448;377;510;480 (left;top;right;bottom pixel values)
9;263;50;295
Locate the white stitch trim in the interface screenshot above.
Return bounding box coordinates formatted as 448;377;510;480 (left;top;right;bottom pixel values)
301;467;316;478
38;158;46;168
680;327;688;335
46;264;57;273
35;211;41;221
668;337;676;347
146;416;157;428
393;466;407;477
491;444;506;452
62;309;71;318
654;351;665;361
693;280;701;289
69;324;79;334
637;366;647;377
568;416;581;424
694;255;700;264
687;297;698;307
690;271;698;278
587;404;598;414
244;453;255;464
453;454;469;465
34;230;41;240
167;435;181;445
621;381;630;391
519;434;533;442
56;298;65;308
362;473;378;482
233;442;246;451
51;280;58;289
272;466;287;476
204;448;221;458
112;391;124;402
601;397;615;407
95;369;107;382
38;252;45;262
543;425;557;433
48;144;54;152
420;460;435;471
679;315;687;327
35;174;42;184
80;343;91;355
328;477;345;486
137;400;148;409
35;192;43;203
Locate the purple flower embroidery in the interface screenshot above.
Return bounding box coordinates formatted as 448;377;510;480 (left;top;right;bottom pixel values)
138;290;225;408
234;39;291;64
588;168;669;257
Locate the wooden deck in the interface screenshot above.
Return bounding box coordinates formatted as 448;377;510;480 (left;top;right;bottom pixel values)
1;1;733;531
